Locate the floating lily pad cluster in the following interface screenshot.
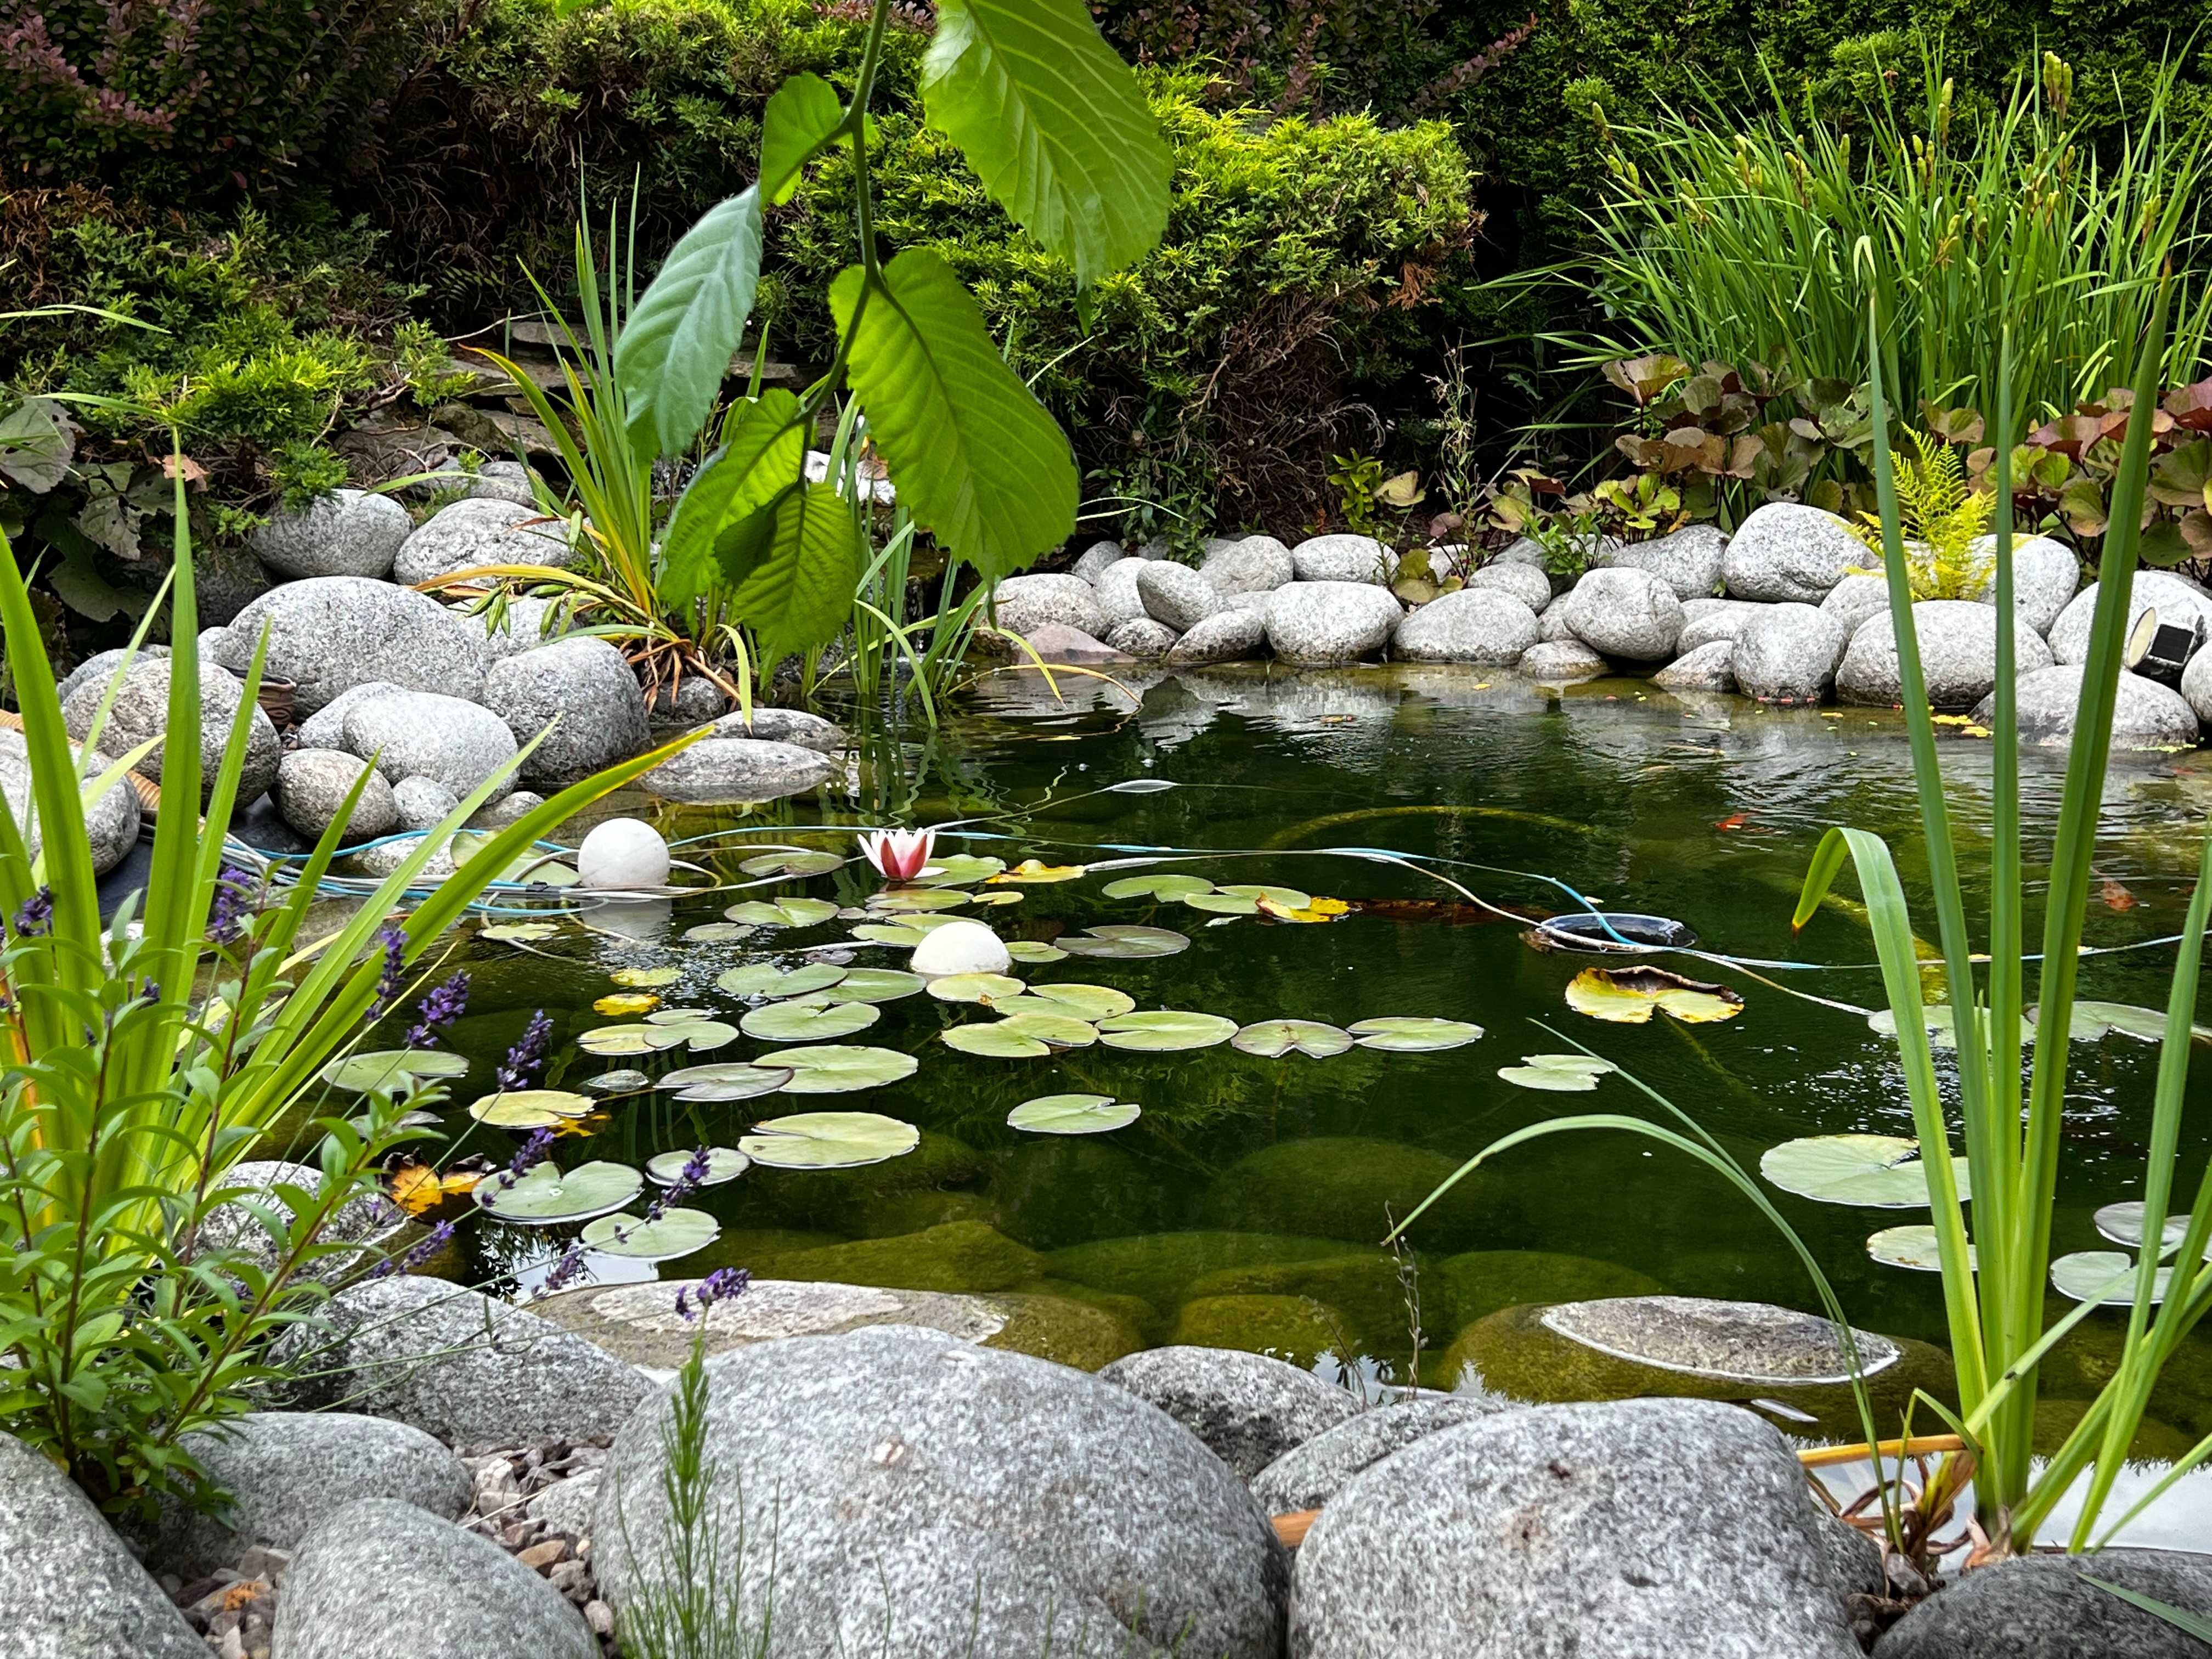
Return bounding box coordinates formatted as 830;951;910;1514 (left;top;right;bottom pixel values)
1758;1132;1982;1280
1102;872;1347;923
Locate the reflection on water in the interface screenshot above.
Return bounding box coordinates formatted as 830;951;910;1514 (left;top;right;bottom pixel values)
399;663;2212;1538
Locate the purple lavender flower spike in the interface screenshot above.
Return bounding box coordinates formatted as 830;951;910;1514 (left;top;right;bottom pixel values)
367;926;408;1018
403;972;471;1048
496;1009;554;1091
13;887;53;938
207;865;253;945
698;1267;750;1308
541;1247;588;1294
507;1127;556;1177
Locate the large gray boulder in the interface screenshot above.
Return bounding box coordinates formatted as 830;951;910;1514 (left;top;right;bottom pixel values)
215;578;489;714
1071;539;1128;583
1250;1395;1506;1516
1200;535;1295;595
1138;560;1224;631
1721;503;1868;603
1094;558;1152;627
1097;1345;1361;1482
275;1498;595;1659
0;730;141;876
1167;607;1267;665
1967;533;2081;635
640;736;836;803
594;1327;1287;1658
1652;639;1736;693
279;1276;651;1444
2182;645;2212;727
1837;600;2054;709
1517;640;1607;681
0;1431;204;1659
1733;603;1848;702
140;1413;470;1579
294;679;403;750
342;690;518;802
1465;560;1553;613
63;656;279;807
392;498;575;586
1594;524;1728;600
1291;534;1391;584
1289;1398;1860;1659
461;594;572;665
275;749;398;843
1558;567;1684;661
392;775;461;831
252;488;413;580
484;635;650;783
1820;573;1893;638
1106;617;1180;657
1873;1548;2212;1659
1391;588;1540;665
707;707;845;753
1265;581;1404;665
57;643;168;706
2047;569;2212;665
989;572;1108;640
1974;665;2199;752
1676;597;1767;654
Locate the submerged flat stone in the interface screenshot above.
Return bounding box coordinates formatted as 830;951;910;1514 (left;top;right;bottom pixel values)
534;1277;1008;1369
1539;1295;1899;1385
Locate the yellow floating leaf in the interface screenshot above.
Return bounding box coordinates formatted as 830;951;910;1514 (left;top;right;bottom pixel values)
1259;894;1351;924
551;1112;609;1137
1960;724;1992;738
1565;966;1744;1025
987;859;1088;884
386;1163;481;1216
594;992;662;1015
611;966;682;988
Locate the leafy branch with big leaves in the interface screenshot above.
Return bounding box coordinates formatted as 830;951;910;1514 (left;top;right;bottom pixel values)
625;0;1171;667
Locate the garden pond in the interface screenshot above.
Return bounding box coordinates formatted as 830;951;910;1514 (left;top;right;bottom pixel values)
336;664;2212;1521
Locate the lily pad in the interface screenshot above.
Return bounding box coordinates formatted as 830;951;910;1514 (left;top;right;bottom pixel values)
738;1111;921;1169
740;1000;881;1042
1220;883;1312;908
1347;1017;1485;1052
1002;983;1136;1021
1232;1019;1353;1059
967;890;1024;907
1103;873;1214;900
1008;1094;1142;1135
469;1089;595;1128
580;1206;721;1261
660;1062;793;1102
755;1045;919;1094
926;972;1027;1004
683;922;757;943
320;1049;472;1092
1566;967;1743;1025
1759;1135;1970;1207
645;1007;717;1024
1866;1224;1972;1272
941;1022;1055;1058
645;1147;751;1187
988;859;1088;884
2094;1201;2194;1254
476;1159;642;1224
998;1012;1098;1049
867;888;971;913
1097;1009;1238;1051
1868;1005;2034;1050
724;898;839;928
820;968;925;1003
594;992;661;1016
2046;1000;2212;1045
717;963;848;998
738;850;845;878
912;854;1007;887
1498;1053;1619;1092
850;915;964;947
1055;924;1189;959
479;921;560;943
2051;1249;2169;1305
1006;940;1069;963
1183;891;1261;916
584;1069;652;1094
611;966;681;988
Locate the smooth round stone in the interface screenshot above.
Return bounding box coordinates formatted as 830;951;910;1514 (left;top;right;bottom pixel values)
1105;617;1180;657
1094;557;1152;627
1517;639;1606;681
484;634;650;783
1250;1395;1509;1517
1559;567;1684;661
1001;621;1131;663
0;731;141;876
1166;607;1266;665
1974;664;2199;752
276;749;398;842
251;488;413;580
341;689;518;802
392;775;460;832
911;918;1012;977
1675;597;1767;653
1290;533;1392;584
987;572;1107;640
461;594;571;665
576;817;670;888
1836;599;2053;710
1651;638;1735;692
1731;602;1847;702
213;578;489;715
639;736;834;803
2047;569;2212;665
1819;572;1893;637
533;1278;1012;1369
1541;1295;1900;1383
1263;581;1404;665
392;498;576;586
1097;1345;1361;1481
1966;533;2080;635
1592;523;1728;600
1875;1548;2212;1659
705;706;845;753
1070;539;1128;583
1198;535;1295;595
1137;560;1223;631
1465;559;1553;612
1720;501;1866;602
1390;588;1540;664
61;655;280;808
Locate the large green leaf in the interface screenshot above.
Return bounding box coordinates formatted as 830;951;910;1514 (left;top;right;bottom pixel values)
726;482;868;668
619;187;765;458
920;0;1170;286
658;390;807;605
761;72;845;204
831;250;1077;579
740;1111;920;1169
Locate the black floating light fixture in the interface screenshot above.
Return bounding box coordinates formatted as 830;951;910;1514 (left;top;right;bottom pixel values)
2124;606;2203;690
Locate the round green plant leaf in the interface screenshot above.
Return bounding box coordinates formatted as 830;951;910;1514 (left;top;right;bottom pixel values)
1759;1135;1971;1207
911;854;1005;887
739;1111;920;1169
1183;891;1258;915
1866;1224;1972;1273
645;1007;716;1024
1868;1006;2034;1051
1003;983;1135;1021
468;1089;595;1127
1008;1094;1142;1135
661;1062;793;1102
850;915;964;947
926;972;1027;1004
2094;1201;2193;1253
756;1045;918;1093
684;922;757;943
1056;924;1189;959
577;1022;692;1057
867;888;970;913
479;921;560;943
723;898;839;928
941;1022;1052;1058
1232;1019;1353;1059
1097;1009;1238;1051
821;968;924;1003
1219;883;1312;908
580;1206;722;1262
739;850;845;877
1103;873;1214;900
2053;1000;2212;1045
1498;1053;1619;1092
1348;1017;1485;1052
320;1049;471;1093
477;1160;642;1224
662;1019;738;1052
585;1069;652;1094
718;963;848;998
740;999;881;1042
611;966;681;988
2051;1249;2168;1305
968;890;1023;907
1006;940;1069;964
997;1012;1097;1049
646;1147;751;1187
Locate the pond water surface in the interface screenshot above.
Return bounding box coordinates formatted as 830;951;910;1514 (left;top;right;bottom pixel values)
392;663;2212;1501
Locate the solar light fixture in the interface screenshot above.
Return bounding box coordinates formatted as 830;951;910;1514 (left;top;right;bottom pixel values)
2124;606;2203;690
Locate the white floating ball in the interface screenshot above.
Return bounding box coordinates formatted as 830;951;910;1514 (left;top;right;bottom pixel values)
577;818;670;890
910;918;1012;978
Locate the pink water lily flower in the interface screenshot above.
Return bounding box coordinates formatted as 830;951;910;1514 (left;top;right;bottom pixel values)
860;827;937;883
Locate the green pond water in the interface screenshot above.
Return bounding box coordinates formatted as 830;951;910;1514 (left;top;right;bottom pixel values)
382;663;2212;1467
